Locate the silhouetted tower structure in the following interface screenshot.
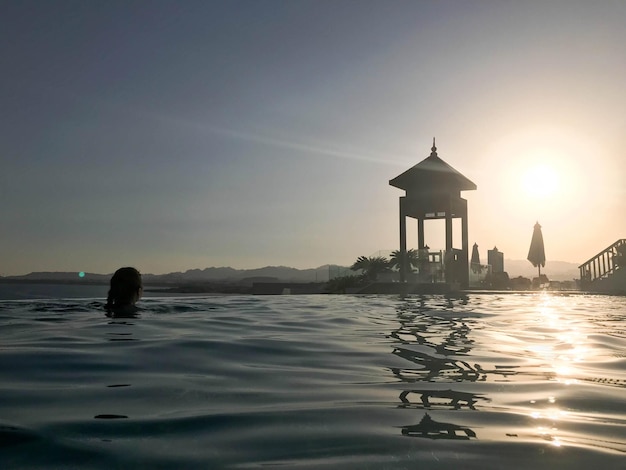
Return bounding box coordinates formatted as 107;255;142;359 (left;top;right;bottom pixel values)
488;246;504;273
389;139;477;287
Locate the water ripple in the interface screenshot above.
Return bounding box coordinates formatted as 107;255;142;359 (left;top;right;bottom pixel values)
1;293;625;468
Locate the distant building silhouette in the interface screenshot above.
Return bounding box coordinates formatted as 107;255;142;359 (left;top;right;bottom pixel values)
488;247;504;274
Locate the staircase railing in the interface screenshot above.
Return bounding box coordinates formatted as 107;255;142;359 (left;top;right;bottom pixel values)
578;239;626;289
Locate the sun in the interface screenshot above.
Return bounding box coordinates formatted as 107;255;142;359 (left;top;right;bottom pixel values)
520;163;561;199
488;128;592;233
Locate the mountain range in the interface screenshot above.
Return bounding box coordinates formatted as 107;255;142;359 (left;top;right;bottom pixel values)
1;260;580;284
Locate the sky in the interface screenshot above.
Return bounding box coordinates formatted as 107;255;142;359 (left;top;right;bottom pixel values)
2;0;625;276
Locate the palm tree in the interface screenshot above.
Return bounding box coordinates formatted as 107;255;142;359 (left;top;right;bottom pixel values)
389;249;419;272
350;256;391;281
350;256;370;273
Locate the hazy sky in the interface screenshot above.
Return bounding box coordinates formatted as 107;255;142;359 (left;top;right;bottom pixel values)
2;0;625;275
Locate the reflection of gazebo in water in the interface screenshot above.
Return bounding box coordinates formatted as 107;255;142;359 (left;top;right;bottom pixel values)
389;139;477;288
401;413;476;440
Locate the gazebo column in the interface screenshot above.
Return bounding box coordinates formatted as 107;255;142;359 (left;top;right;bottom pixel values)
461;200;469;288
417;218;425;249
399;197;407;282
444;211;452;284
445;211;453;251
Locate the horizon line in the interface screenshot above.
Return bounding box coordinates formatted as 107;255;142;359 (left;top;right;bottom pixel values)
2;258;583;278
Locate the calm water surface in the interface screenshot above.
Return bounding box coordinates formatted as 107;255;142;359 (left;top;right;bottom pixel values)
1;291;625;469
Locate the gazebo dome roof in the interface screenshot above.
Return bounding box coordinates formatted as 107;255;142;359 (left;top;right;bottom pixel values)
389;139;477;193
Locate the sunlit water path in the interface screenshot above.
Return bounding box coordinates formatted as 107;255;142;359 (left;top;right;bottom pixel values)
1;292;625;469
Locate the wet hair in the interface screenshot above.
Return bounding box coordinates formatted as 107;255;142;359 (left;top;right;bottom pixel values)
105;267;142;311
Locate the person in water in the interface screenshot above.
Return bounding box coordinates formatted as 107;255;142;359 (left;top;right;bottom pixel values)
105;267;143;315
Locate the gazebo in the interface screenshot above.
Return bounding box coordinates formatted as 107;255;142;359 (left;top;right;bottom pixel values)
389;139;477;287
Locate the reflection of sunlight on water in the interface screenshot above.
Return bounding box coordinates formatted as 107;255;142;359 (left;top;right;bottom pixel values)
525;293;595;448
527;293;590;384
531;401;568;448
531;407;568;421
388;293;626;454
536;427;560;446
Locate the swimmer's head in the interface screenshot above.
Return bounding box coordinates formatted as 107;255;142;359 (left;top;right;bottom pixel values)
105;267;142;311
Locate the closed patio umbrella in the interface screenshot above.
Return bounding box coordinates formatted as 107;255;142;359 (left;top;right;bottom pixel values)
527;222;546;276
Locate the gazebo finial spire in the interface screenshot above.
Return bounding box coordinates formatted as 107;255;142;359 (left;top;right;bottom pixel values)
431;137;437;156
